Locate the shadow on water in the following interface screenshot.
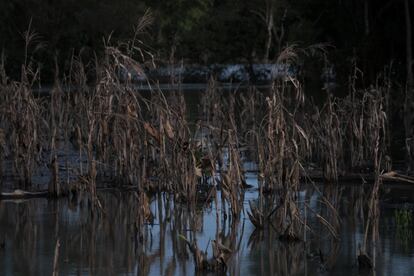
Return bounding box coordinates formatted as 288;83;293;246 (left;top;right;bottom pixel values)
1;182;414;276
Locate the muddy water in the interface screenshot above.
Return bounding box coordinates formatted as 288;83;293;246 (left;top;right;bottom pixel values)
1;182;414;276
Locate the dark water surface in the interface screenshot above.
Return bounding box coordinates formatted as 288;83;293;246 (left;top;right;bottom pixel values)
1;182;414;276
1;87;413;275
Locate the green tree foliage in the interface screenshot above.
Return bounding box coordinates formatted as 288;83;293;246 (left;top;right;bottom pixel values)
145;0;214;60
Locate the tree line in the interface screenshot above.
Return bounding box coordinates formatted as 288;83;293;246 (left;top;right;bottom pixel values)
0;0;411;85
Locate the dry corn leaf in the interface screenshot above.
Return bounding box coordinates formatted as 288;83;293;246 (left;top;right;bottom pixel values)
164;120;174;139
144;122;160;143
195;166;203;177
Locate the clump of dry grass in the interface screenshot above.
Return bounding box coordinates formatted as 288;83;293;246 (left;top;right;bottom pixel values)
0;33;45;188
0;19;394;274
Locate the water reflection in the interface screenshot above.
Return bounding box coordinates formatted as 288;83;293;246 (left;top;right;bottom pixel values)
1;184;414;276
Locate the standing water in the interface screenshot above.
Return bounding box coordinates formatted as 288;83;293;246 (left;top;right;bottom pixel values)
0;84;413;276
1;182;414;275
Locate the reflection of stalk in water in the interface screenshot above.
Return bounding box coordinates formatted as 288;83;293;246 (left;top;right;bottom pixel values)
360;118;384;270
249;222;307;275
52;238;60;276
8;201;39;274
395;209;413;252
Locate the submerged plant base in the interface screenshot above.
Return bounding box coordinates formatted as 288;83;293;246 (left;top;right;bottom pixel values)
357;252;373;270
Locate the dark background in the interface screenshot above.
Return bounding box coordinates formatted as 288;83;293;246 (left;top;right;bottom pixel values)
0;0;411;85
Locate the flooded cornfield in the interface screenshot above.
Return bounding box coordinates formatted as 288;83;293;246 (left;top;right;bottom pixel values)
0;44;413;276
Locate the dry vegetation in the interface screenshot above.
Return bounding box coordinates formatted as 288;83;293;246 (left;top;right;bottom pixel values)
0;19;392;273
